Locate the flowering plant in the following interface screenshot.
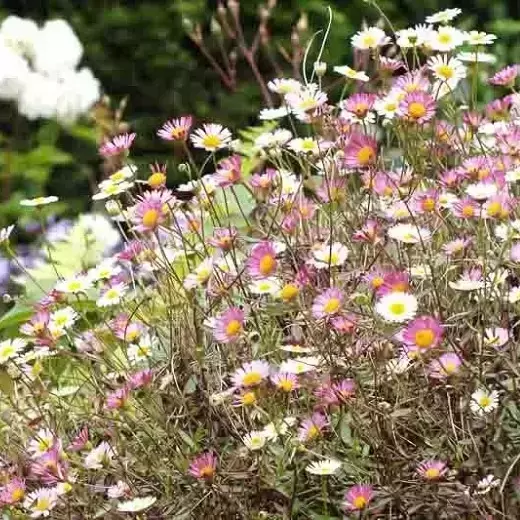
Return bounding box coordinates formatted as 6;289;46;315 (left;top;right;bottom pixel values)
2;5;520;518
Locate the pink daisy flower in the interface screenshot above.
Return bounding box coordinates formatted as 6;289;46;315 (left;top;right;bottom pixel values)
0;477;25;505
402;315;444;353
312;287;344;319
342;92;376;120
333;378;356;402
364;268;388;293
412;189;439;214
111;313;145;343
352;219;382;244
451;197;479;219
380;271;410;296
213;155;242;187
207;227;238;251
297;412;329;442
399;91;436;124
213;307;245;343
127;369;154;389
428;352;463;379
484;194;516;219
250;168;277;192
188;452;217;480
231;360;270;387
439;168;465;188
99;132;136;157
105;386;130;410
68;426;89;452
157;115;193;141
271;372;299;392
131;190;174;232
343;133;378;169
442;237;472;256
490;64;519;86
394;70;430;93
247;241;278;279
343;484;374;511
485;96;513;121
511;242;520;262
331;315;357;334
417;459;448;480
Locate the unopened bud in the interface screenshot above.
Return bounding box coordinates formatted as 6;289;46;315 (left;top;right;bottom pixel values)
178;163;191;174
313;61;327;77
259;6;270;21
291;30;299;46
2;293;12;304
105;200;121;217
229;50;238;64
296;13;308;33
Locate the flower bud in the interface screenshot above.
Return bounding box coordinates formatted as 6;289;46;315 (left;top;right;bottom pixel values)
313;61;327;77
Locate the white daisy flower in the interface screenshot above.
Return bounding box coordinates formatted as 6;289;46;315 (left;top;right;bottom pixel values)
23;487;58;518
242;430;267;451
183;258;213;289
475;474;501;495
50;307;78;329
96;283;127;308
0;224;14;244
84;441;115;469
425;8;462;24
395;27;426;48
92;180;134;201
351;27;390;50
107;164;136;184
27;428;56;458
465;182;497;201
0;338;26;364
88;259;121;282
309;242;349;268
470;388;499;416
288;137;320;154
262;417;296;440
20;196;58;207
284;83;327;113
428;55;466;87
374;92;401;120
258;106;291;120
428;26;466;52
279;356;322;374
267;78;302;95
457;51;497;64
376;292;418;323
483;327;509;348
55;274;92;294
249;278;282;295
117;496;157;512
190;124;232;152
305;459;342;476
333;65;369;82
387;224;432;244
466;31;496;46
128;334;156;364
496;220;520;242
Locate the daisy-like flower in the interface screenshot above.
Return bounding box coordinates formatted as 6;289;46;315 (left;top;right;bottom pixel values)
0;477;26;505
99;132;136;157
298;412;328;442
376;292;418;323
310;242;348;269
23;487;58;518
402;315;443;352
484;327;509;348
288;137;321;155
27;429;57;459
428;352;463;379
258;106;291;120
262;417;296;440
247;241;278;279
84;441;115;469
374;92;401;120
426;8;461;24
55;274;92;294
183;258;214;290
107;480;130;499
417;460;448;480
190;123;232;152
452;197;479;219
249;278;282;295
231;360;270;388
0;224;14;244
306;459;342;476
428;26;466;52
343;133;377;168
49;307;77;329
107;164;136;184
396;27;426;48
20;196;58;207
279;356;321;375
475;474;501;495
398;91;436;123
470;388;499;416
212;307;245;344
458;51;496;64
242;430;267;451
351;27;389;50
188;452;217;480
343;484;374;511
131;189;173;232
428;55;466;87
333;65;369;82
157;115;193;141
312;287;344;319
285;83;327;113
271;372;299;392
466;30;496;46
267;78;302;95
388;223;432;244
214;155;242;187
117;496;157;513
449;268;485;292
92;180;133;201
128;334;156;364
465;182;497;201
0;338;26;364
490;65;519;87
97;283;128;308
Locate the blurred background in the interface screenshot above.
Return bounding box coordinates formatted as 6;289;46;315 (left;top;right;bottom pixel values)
0;0;519;299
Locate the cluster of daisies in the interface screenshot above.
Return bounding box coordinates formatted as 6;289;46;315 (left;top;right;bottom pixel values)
3;7;520;518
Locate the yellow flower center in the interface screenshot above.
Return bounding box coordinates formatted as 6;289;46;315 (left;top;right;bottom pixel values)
279;379;294;392
225;319;242;337
67;280;82;292
354;102;369;117
171;127;187;140
486;201;502;217
357;146;375;166
422;198;435;212
259;254;276;276
281;283;299;302
242;372;262;386
324;298;341;314
307;424;321;440
362;35;376;47
462;205;474;217
425;467;440;479
438;33;452;45
142;209;160;229
414;329;435;349
202;134;222;149
389;302;405;316
479;396;491;407
199;465;215;479
11;488;24;502
408;102;426;120
443;361;457;374
35;497;50;511
352;496;367;509
148;172;166;188
371;276;384;289
437;65;454;79
241;391;257;405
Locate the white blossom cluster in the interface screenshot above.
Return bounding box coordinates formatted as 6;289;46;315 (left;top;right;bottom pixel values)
0;15;101;123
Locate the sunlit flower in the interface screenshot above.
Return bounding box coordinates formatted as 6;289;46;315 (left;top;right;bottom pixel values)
117;496;157;512
351;27;389;50
426;8;461;24
465;182;497;201
232;360;270;388
309;242;348;269
20;196;58;207
242;430;267;451
483;327;509;348
417;460;448;480
343;484;374;511
267;78;302;95
343;133;377;168
402;315;443;353
428;55;466;87
247;241;278;279
49;307;77;329
285;83;327;114
312;287;344;319
490;65;519;87
396;27;426;48
189;452;217;480
475;474;501;495
279;356;321;374
428;26;466;52
23;487;58;518
387;223;432;244
157;115;193;141
107;480;130;499
271;372;299;392
258;106;291;120
0;477;26;505
131;189;173;232
190;124;232;151
398;91;436;123
298;412;328;442
376;292;418;323
55;274;92;294
306;459;341;475
466;31;496;46
249;277;282;295
449;268;484;291
428;352;463;379
92;180;134;200
27;429;57;459
84;441;115;469
99;132;136;157
0;338;26;364
333;65;369;82
470;388;499;415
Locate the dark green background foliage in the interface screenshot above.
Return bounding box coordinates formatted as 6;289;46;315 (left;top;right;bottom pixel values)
1;0;520;223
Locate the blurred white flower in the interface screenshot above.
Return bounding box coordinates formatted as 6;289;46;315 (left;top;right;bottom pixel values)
0;15;38;57
0;43;30;101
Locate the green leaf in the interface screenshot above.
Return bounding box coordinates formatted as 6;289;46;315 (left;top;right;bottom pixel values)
0;304;33;331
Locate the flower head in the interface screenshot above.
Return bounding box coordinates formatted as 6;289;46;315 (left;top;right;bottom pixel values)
20;196;58;207
402;315;443;353
399;91;436;123
312;287;344;319
343;484;374;511
470;388;499;415
157;115;193;141
232;360;270;388
417;459;448;480
306;459;341;475
190;123;232;151
99;132;136;157
298;412;328;442
351;27;389;50
247;241;278;279
189;452;217;480
23;487;58;518
213;307;245;343
376;292;418;323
